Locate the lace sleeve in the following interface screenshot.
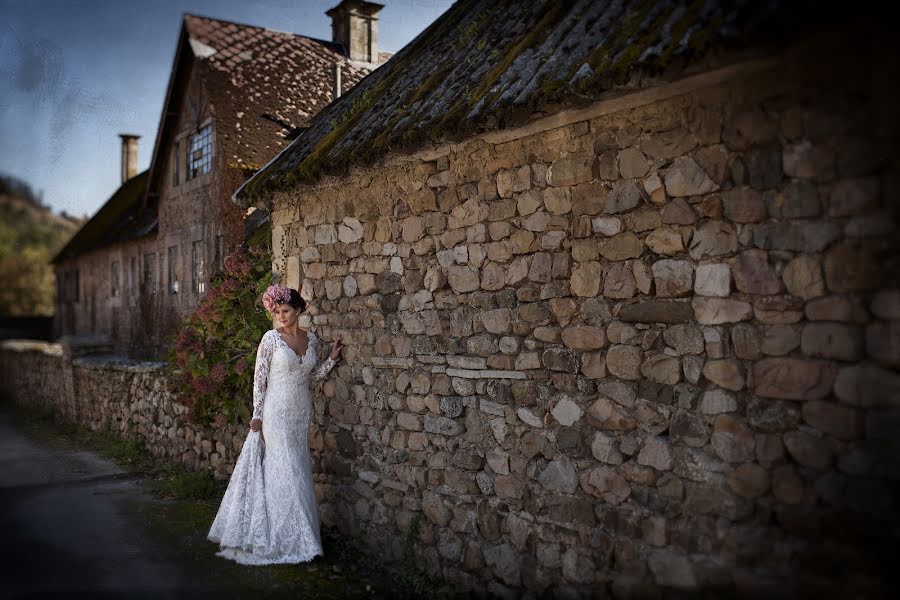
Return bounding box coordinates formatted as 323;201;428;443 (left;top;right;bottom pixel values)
251;331;275;422
310;332;337;381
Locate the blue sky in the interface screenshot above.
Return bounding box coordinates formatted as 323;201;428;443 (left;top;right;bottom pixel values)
0;0;453;217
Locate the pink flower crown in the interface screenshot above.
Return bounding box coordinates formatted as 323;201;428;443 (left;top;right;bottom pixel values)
261;284;292;313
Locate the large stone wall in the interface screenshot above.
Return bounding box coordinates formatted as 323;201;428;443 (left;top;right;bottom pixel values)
264;34;899;596
0;340;248;480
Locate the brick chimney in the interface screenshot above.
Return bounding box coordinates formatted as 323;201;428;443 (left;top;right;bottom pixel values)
119;134;140;183
326;0;384;64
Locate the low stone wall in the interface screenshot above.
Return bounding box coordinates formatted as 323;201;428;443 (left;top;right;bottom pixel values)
261;32;900;597
0;340;248;480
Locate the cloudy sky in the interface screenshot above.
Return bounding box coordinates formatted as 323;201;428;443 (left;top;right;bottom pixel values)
0;0;453;217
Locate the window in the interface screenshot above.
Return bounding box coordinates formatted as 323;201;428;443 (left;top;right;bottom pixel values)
62;271;71;302
130;257;137;295
142;253;156;293
172;140;180;186
192;240;205;294
187;125;212;180
111;261;120;297
168;245;179;294
74;269;80;303
213;234;226;273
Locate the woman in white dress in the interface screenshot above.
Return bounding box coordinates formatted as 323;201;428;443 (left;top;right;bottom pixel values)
208;284;343;565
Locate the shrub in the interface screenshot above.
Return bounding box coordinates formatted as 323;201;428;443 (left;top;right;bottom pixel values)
168;243;273;425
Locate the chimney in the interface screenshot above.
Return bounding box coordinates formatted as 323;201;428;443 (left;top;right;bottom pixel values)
326;0;384;64
119;134;140;183
333;62;343;98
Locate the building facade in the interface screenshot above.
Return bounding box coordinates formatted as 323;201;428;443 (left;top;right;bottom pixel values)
53;1;389;357
234;1;899;595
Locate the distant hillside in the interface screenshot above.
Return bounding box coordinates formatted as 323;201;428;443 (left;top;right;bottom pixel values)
0;174;85;317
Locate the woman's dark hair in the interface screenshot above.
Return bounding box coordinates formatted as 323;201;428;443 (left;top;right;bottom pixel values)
285;288;306;312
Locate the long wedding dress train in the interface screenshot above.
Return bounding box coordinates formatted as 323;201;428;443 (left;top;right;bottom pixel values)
208;329;336;565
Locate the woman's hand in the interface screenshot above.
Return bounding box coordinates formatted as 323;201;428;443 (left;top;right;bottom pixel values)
250;418;262;432
330;335;344;361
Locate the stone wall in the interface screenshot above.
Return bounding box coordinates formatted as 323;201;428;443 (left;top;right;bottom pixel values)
264;32;899;597
0;340;248;480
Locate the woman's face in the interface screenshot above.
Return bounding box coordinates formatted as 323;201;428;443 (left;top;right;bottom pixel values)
273;303;301;328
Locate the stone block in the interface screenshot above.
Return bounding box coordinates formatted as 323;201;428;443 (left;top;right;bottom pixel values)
606;345;643;381
660;197;697;225
693;263;730;297
801;323;864;361
551;395;583;426
604;180;644;214
689;220;737;259
783;140;835;181
548;156;598;188
618;147;650;178
783;431;831;470
702;360;744;391
727;464;769;498
752;221;840;253
561;325;606;350
645;226;684;256
663;323;704;355
768;180;820;219
664;156;718;197
802;400;862;440
727;249;781;295
603;262;637;299
823;240;881;293
782;254;824;300
760;324;801;356
699;389;737;415
637;436;673;471
834;365;900;407
721;187;767;223
752;358;836;400
828;177;879;217
620;301;694;324
651;259;693;298
570;261;602;297
692;297;752;324
866;320;900;367
640;354;681;385
599;232;643;261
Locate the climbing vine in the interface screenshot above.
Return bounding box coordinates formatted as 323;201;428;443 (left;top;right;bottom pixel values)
168;243;273;426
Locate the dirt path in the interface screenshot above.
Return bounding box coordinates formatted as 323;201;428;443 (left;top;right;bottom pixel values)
0;402;424;599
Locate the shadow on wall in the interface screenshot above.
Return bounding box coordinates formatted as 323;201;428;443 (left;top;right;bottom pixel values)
0;316;54;342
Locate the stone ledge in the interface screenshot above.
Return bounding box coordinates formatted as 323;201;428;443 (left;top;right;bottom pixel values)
0;340;63;356
446;368;527;380
72;355;167;373
371;357;414;369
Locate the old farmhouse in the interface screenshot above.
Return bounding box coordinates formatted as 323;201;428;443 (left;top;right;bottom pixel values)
233;0;898;596
52;1;389;356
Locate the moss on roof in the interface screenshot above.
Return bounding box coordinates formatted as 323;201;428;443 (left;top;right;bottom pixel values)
52;171;150;263
236;0;830;205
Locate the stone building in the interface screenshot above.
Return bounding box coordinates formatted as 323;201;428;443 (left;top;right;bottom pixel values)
233;0;899;596
52;1;389;356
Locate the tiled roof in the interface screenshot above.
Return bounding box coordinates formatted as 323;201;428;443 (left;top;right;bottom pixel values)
52;171;152;263
184;14;388;169
235;0;836;202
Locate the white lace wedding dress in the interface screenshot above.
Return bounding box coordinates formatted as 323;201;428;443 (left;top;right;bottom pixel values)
208;329;337;565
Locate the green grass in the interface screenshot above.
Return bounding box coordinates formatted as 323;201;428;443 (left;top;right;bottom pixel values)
155;463;222;500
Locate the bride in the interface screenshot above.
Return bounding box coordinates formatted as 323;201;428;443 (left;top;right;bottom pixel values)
208;284;343;564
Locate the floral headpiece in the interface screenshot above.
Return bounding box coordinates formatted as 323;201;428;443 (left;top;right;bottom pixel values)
261;284;292;313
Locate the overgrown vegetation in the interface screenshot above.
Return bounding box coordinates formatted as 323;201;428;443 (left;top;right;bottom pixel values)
0;173;84;316
396;513;435;596
167;242;274;426
157;463;222;500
